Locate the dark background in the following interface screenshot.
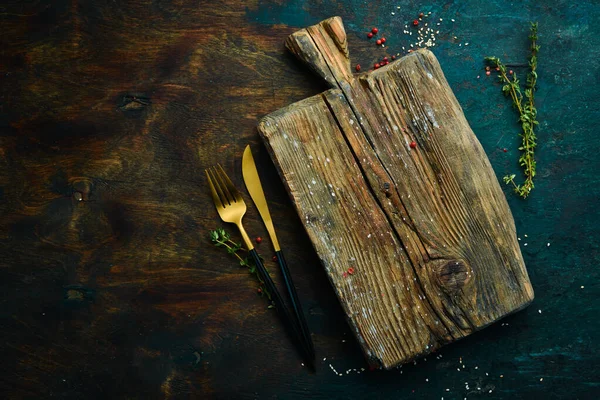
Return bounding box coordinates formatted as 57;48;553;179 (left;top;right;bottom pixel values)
1;0;598;399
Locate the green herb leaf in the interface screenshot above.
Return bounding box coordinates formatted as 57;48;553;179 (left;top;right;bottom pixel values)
486;22;539;199
210;227;272;301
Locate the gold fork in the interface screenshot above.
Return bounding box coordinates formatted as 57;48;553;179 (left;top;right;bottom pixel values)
205;164;315;369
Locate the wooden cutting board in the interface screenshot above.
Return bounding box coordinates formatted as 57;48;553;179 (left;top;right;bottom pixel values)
257;17;534;369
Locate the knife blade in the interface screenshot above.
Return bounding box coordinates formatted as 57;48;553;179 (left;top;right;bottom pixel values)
242;145;280;252
242;145;315;360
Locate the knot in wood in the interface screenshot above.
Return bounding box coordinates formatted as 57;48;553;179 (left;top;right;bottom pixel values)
433;260;472;293
71;179;93;201
382;182;392;198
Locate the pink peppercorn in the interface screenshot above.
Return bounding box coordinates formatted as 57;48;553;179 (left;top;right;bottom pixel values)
372;27;378;34
376;39;382;45
367;32;373;38
410;141;417;149
486;71;491;76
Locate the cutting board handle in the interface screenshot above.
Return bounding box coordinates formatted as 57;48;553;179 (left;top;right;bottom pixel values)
286;16;352;88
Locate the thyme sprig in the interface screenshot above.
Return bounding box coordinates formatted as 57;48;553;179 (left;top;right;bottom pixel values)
485;22;540;199
209;228;272;303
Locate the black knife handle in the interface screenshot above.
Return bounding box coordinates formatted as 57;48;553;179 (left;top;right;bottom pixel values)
249;249;315;369
275;250;314;357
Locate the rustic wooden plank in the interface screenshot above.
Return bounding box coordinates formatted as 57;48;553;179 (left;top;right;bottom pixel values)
0;2;333;397
258;17;534;369
259;93;444;367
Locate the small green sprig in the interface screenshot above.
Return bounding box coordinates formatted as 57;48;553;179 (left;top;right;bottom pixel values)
485;22;540;199
209;228;272;303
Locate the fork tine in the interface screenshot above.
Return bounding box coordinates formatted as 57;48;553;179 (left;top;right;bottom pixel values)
205;169;224;209
217;164;243;202
208;166;233;206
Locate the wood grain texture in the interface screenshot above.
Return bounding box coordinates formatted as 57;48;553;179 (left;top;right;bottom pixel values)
258;17;534;369
1;1;598;398
0;1;333;398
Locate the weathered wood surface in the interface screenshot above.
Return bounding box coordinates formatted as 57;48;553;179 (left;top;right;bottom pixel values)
259;17;534;369
1;1;598;399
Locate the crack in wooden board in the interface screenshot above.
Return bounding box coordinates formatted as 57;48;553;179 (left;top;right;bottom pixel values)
258;17;533;369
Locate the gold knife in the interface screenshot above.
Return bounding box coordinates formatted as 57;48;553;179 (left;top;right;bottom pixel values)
242;145;315;359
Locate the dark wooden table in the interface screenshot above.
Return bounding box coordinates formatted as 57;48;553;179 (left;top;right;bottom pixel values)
1;1;598;399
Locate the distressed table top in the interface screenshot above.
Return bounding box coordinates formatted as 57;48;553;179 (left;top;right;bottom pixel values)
1;1;598;399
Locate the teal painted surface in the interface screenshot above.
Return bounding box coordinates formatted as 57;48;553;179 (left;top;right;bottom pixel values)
250;1;599;399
